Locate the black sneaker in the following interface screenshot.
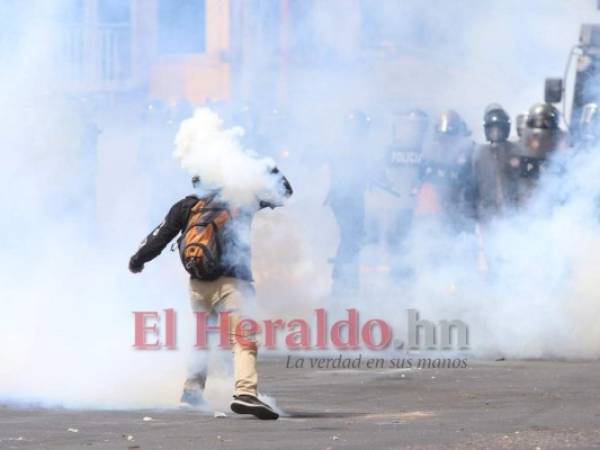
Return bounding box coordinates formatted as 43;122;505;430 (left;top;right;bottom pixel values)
230;395;279;420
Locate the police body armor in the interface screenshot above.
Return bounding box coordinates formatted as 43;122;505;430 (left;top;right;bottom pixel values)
513;126;568;200
471;104;521;221
417;136;475;229
328;111;372;296
383;145;422;205
472;141;521;221
512;103;569;204
379;109;428;207
375;143;424;259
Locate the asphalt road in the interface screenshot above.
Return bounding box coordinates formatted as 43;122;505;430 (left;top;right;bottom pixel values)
2;358;600;450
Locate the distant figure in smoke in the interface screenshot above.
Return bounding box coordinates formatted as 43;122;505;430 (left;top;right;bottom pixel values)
326;110;371;297
513;102;569;205
471;104;520;223
574;102;600;217
376;109;428;278
415;110;475;231
577;102;600;151
128;112;293;420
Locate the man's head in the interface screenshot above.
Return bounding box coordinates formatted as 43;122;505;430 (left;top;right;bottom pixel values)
521;103;563;157
483;104;511;143
526;103;560;131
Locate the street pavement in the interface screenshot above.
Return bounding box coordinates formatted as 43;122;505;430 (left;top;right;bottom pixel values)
1;358;600;450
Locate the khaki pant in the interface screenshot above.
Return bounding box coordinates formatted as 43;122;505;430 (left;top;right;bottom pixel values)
189;277;258;397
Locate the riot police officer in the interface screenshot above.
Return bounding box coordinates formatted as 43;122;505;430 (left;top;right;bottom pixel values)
577;102;600;150
471;104;520;222
326;110;372;297
576;102;600;219
513;102;569;204
415;110;475;231
374;109;428;277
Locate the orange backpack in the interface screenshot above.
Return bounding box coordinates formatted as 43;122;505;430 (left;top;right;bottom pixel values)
179;195;232;280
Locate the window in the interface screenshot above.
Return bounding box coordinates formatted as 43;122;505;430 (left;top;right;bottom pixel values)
38;0;84;24
98;0;131;24
158;0;206;54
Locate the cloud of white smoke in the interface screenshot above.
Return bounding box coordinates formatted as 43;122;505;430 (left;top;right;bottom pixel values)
244;0;600;360
392;146;600;359
174;107;281;207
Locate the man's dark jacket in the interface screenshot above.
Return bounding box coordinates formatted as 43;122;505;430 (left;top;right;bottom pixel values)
129;171;292;281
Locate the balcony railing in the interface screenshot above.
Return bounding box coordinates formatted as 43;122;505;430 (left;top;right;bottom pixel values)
60;24;134;92
0;24;136;93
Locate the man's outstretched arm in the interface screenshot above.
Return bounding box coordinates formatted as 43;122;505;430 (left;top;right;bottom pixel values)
128;198;194;273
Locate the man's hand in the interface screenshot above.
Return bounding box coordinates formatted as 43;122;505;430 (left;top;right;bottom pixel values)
129;258;144;274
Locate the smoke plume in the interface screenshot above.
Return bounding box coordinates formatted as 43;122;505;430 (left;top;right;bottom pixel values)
174;107;281;207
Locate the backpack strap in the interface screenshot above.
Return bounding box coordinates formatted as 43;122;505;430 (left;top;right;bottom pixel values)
182;194;231;237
